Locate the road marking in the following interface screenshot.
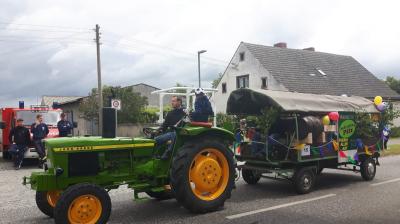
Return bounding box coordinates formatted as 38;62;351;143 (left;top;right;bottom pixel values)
226;194;336;220
371;178;400;186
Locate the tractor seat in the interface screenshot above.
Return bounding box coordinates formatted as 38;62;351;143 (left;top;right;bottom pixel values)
189;122;212;128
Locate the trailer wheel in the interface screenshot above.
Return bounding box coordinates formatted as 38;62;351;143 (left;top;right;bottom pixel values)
170;140;235;213
54;183;111;224
360;157;376;181
242;169;261;185
293;167;316;194
146;190;173;200
35;190;61;217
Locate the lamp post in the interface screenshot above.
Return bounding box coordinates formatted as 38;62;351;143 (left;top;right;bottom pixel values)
197;50;207;87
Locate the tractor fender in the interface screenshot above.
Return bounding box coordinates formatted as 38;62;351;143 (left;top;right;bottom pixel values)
178;126;235;142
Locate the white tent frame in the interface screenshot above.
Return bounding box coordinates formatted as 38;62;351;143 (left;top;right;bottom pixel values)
151;87;218;126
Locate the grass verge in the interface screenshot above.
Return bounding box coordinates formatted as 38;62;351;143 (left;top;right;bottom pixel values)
381;144;400;157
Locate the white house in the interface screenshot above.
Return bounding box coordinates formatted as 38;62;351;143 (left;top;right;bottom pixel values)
214;42;400;117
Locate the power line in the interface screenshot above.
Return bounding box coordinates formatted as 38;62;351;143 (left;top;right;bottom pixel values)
0;21;91;31
104;40;227;67
0;32;93;56
103;30;229;64
0;27;91;33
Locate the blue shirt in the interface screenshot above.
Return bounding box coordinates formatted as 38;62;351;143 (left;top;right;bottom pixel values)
31;123;49;140
57;120;73;137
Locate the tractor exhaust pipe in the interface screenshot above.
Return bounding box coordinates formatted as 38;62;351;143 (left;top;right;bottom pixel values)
102;107;117;138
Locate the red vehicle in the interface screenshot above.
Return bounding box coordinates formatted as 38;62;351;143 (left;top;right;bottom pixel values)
0;106;62;159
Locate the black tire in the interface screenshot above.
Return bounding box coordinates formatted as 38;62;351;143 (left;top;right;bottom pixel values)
54;183;111;224
242;168;261;185
360;157;376;181
170;140;235;213
146;190;173;200
35;191;55;217
293;167;316;194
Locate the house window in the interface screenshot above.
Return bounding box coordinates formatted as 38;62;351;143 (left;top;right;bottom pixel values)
222;83;227;93
261;77;268;89
239;52;245;61
236;75;249;89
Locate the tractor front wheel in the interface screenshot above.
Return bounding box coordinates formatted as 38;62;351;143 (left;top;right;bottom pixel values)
170;140;235;213
54;183;111;224
35;190;61;217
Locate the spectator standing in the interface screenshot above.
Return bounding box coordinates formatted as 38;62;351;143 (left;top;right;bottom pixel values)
31;114;49;167
57;113;73;137
8;118;30;169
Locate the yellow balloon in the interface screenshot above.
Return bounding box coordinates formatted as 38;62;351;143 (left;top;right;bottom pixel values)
322;115;330;125
374;96;383;105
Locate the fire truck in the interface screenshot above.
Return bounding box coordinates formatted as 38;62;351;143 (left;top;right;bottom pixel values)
0;105;63;159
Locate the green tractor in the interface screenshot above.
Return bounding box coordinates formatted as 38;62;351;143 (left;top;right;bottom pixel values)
23;108;235;223
24;120;235;223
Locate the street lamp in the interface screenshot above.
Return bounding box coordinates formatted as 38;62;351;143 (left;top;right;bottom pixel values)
197;50;207;87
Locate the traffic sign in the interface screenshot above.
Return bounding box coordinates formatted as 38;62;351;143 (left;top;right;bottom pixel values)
111;99;121;110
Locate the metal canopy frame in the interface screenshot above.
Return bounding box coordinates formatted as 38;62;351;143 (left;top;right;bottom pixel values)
151;87;218;126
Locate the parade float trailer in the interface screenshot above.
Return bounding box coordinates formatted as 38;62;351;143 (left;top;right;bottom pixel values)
227;88;384;194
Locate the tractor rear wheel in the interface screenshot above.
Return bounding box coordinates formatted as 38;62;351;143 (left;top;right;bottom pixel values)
170;140;235;213
54;183;111;224
146;190;173;200
35;190;61;217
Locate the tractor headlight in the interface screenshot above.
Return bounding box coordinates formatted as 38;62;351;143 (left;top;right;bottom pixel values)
46;159;53;169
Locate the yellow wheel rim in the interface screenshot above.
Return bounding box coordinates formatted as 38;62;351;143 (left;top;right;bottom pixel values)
46;191;61;208
189;148;229;201
68;194;102;224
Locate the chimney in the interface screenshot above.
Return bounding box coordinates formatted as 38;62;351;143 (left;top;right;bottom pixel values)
303;47;315;51
273;42;287;48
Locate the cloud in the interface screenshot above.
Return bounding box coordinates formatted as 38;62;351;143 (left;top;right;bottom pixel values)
0;0;399;107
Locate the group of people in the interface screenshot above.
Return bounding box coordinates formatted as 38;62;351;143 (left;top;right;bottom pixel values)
155;88;214;160
8;113;73;169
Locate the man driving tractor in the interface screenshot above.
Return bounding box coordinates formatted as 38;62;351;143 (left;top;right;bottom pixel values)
155;96;186;160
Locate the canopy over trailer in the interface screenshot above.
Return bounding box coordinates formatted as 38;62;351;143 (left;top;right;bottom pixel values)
227;88;382;194
227;88;378;114
151;87;218;126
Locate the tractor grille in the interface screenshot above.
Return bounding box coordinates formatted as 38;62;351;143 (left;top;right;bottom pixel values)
68;152;99;177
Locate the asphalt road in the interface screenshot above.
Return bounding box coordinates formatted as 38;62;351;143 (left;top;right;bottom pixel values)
1;155;400;224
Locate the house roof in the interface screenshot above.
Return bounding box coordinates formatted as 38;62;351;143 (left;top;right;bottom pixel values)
41;96;83;107
243;42;400;99
227;88;378;114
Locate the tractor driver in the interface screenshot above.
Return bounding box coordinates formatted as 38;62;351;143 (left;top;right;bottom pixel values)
155;96;186;160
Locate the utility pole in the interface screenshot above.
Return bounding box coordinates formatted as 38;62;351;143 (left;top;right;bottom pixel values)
95;24;103;135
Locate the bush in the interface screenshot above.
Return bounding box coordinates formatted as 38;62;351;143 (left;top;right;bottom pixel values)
391;127;400;138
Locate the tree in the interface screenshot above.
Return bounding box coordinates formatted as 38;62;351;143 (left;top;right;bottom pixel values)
385;76;400;94
79;85;148;124
211;73;223;88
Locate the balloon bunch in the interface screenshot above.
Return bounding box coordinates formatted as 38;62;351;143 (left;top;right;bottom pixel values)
374;96;387;112
321;112;339;125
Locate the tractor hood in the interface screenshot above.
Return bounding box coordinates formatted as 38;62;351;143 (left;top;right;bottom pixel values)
44;136;155;153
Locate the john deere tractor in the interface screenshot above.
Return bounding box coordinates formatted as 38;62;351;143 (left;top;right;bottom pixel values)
23;111;235;224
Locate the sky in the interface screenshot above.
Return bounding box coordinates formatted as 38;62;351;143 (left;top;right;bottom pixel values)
0;0;399;107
